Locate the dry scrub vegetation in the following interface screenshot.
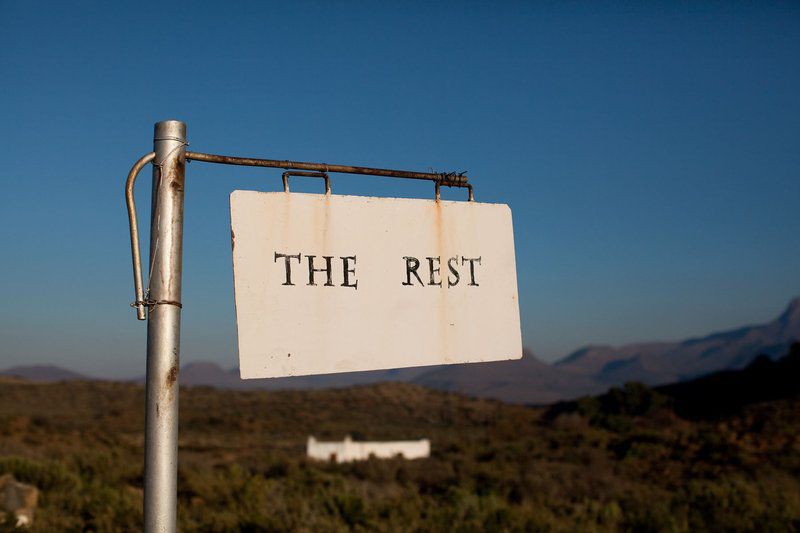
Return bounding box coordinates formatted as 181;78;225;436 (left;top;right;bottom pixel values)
0;349;799;531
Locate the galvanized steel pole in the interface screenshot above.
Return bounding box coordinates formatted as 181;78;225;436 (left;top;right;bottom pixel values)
144;120;186;533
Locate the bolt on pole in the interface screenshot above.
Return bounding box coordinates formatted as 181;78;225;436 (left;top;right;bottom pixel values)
144;120;186;533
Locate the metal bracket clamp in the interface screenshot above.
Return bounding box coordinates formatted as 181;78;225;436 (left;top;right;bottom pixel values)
282;171;331;195
130;299;183;311
435;180;474;202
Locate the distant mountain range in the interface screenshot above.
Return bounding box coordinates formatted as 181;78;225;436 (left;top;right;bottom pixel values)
554;297;800;385
3;297;798;404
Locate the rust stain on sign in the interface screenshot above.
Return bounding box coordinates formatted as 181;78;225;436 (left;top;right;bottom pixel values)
434;200;452;363
230;190;521;379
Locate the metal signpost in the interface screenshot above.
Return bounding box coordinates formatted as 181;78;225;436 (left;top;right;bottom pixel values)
125;119;520;532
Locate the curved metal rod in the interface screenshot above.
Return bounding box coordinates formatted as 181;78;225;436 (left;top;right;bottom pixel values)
125;151;156;320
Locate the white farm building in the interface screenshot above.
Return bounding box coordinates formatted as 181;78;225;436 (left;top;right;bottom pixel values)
307;436;430;463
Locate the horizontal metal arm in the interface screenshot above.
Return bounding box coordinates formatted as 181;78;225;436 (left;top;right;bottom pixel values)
185;151;469;185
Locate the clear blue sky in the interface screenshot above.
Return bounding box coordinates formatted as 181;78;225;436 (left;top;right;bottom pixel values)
1;2;798;377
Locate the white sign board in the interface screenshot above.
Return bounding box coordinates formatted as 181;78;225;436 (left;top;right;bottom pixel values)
230;190;522;378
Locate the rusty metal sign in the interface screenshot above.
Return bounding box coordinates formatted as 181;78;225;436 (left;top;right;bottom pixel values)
230;190;522;378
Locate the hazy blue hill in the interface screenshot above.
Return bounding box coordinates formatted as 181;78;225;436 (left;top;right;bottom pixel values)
555;297;800;387
554;343;674;375
180;351;599;405
178;362;242;388
0;365;90;382
410;349;599;405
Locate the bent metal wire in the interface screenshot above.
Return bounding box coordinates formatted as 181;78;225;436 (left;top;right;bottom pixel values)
126;148;474;320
